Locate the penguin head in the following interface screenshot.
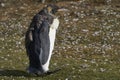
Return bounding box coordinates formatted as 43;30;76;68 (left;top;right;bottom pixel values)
46;4;59;15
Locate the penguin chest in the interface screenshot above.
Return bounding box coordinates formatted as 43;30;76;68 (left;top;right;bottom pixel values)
49;18;59;53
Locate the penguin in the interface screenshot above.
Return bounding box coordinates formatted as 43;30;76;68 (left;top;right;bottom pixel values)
25;4;65;75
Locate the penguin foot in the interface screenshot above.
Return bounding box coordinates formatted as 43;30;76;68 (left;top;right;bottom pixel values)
26;67;44;76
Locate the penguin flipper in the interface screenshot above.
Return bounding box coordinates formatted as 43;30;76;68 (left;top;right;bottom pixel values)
39;20;50;65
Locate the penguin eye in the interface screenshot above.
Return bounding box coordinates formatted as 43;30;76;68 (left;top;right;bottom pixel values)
52;9;56;14
52;7;58;14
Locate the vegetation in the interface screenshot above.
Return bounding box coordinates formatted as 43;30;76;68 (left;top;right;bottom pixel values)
0;0;120;80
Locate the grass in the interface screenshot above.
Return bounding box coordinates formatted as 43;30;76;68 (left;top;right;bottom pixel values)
0;0;120;80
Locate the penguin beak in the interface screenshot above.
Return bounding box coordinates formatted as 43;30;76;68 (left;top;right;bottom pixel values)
58;7;69;12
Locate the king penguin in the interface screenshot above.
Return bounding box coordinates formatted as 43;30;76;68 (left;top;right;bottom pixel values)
25;4;65;75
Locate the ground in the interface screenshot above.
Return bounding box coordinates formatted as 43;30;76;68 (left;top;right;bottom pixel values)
0;0;120;80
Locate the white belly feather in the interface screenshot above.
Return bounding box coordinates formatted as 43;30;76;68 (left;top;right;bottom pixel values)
42;18;59;72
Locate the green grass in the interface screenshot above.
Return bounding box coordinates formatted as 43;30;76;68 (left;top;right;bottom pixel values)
0;0;120;80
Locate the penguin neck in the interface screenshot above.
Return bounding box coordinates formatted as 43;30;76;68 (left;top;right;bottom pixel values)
48;12;57;19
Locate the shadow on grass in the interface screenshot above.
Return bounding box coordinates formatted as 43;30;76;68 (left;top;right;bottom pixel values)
0;69;30;77
0;68;61;77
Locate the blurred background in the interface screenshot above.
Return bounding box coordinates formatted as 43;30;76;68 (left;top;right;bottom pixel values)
0;0;120;80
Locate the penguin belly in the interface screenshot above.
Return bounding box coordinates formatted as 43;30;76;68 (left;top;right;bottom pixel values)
42;18;59;72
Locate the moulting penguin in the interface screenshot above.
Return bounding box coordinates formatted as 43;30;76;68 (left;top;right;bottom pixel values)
25;4;66;75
